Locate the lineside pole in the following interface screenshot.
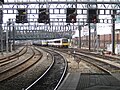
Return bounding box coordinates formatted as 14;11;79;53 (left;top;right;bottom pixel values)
13;23;15;51
111;10;116;55
78;25;81;48
6;23;8;53
88;23;91;51
8;19;12;52
0;1;3;55
0;23;3;55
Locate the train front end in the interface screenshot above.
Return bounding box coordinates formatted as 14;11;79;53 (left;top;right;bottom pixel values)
62;38;69;48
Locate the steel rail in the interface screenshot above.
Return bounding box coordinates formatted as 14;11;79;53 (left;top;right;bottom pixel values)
25;47;67;90
54;50;68;90
0;47;42;82
25;47;55;90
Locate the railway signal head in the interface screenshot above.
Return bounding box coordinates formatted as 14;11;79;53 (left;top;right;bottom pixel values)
38;8;50;24
0;0;4;4
16;8;28;23
0;9;3;24
70;14;76;23
66;8;77;23
87;9;98;23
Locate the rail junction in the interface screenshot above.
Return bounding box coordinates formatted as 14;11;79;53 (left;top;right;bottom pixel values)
0;0;120;90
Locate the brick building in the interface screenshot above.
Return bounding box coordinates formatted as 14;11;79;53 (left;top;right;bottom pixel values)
72;32;120;50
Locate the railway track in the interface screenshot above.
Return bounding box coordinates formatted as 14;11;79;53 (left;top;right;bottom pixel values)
0;46;43;82
54;48;120;74
25;47;67;90
74;52;120;74
0;47;27;67
75;48;120;63
58;48;120;62
0;47;25;61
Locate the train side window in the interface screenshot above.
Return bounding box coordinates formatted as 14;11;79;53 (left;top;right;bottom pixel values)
54;40;60;43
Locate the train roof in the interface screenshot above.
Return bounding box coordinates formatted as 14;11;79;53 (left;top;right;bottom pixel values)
47;38;68;41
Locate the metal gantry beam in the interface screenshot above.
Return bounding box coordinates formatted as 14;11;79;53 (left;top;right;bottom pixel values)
3;1;120;4
2;4;120;13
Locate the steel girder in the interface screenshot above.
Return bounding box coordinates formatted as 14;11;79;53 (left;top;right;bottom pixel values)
3;1;120;4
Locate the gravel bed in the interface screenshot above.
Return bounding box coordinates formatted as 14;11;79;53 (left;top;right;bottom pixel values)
60;52;104;73
0;48;53;90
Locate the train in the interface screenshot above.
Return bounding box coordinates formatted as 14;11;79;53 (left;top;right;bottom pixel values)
47;38;69;48
32;40;48;46
33;38;69;48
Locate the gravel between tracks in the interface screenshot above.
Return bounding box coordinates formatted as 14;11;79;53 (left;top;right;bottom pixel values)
0;48;53;90
60;52;104;73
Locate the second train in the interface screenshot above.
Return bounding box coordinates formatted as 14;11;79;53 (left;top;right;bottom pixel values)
33;38;69;48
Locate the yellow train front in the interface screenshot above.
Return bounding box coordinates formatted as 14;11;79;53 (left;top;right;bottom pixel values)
48;38;69;48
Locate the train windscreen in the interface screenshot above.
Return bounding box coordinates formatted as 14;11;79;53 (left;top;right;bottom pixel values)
62;39;68;43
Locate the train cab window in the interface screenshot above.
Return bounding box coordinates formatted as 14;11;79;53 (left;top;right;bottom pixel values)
62;39;68;43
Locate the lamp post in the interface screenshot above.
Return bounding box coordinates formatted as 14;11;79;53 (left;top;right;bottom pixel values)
0;1;3;55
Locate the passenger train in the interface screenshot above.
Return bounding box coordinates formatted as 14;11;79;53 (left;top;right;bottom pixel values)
33;40;48;46
47;38;69;48
33;38;69;48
